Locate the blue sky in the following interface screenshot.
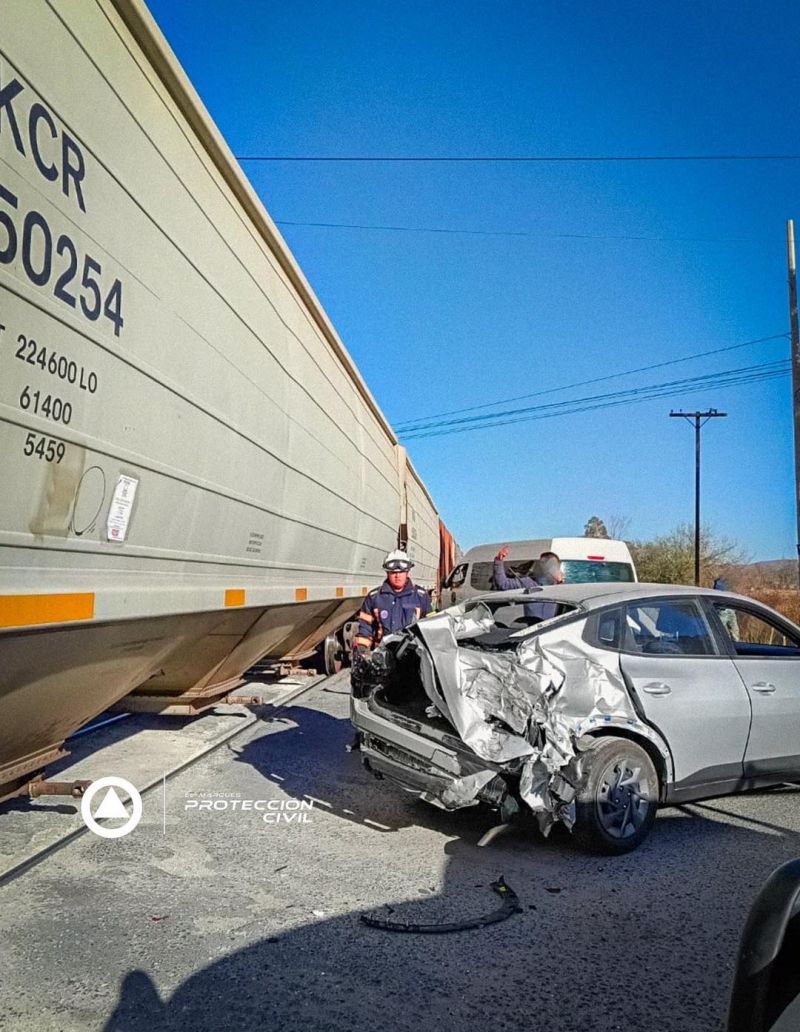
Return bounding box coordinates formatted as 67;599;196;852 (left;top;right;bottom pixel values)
148;0;799;560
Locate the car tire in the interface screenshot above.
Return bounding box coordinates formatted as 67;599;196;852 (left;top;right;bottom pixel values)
572;737;659;855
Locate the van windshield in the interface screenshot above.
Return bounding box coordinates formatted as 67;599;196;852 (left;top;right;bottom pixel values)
561;560;634;583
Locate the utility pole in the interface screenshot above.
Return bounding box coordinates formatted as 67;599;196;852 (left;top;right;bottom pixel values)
787;220;800;588
669;409;727;585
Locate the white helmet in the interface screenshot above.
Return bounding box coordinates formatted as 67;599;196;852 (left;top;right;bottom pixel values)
383;549;414;572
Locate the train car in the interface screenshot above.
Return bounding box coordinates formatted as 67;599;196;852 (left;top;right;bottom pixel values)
0;0;450;798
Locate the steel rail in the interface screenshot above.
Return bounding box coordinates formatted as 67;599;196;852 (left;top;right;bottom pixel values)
0;678;322;889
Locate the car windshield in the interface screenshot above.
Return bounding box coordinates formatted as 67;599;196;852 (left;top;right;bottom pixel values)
561;560;634;583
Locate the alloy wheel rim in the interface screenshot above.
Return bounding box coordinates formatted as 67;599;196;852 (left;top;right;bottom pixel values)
596;758;651;839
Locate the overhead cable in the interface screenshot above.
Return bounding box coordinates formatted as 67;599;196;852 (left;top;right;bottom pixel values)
239;153;800;163
401;360;790;440
274;218;761;244
396;333;789;431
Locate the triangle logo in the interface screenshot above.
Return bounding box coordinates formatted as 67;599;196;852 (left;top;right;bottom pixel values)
93;786;130;820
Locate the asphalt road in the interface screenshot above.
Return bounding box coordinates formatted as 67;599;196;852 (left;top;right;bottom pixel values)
2;671;799;1032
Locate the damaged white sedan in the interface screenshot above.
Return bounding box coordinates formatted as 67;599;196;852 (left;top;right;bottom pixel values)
351;583;800;853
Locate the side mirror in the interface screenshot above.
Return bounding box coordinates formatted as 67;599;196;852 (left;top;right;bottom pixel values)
728;858;800;1031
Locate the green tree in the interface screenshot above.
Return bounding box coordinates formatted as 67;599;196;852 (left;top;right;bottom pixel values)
629;524;747;585
584;516;609;538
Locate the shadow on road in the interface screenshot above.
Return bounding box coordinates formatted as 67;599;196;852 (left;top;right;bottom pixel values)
229;703;503;839
97;705;800;1032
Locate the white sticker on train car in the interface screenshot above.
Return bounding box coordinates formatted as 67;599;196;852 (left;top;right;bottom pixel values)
106;473;138;542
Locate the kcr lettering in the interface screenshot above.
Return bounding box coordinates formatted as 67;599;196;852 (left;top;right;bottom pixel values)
0;65;87;214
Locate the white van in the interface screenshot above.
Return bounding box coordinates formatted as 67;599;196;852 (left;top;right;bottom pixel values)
441;537;637;607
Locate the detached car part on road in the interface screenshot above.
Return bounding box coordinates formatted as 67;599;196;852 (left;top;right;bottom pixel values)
351;583;800;853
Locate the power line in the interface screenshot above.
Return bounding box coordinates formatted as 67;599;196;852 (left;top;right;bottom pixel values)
404;366;787;439
274;218;760;244
395;332;789;431
400;360;790;440
239;153;800;163
409;358;787;433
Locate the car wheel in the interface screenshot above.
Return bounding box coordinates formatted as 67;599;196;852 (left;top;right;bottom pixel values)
573;737;659;855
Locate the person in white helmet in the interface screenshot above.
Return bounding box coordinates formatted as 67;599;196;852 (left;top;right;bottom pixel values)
348;549;432;752
353;549;432;652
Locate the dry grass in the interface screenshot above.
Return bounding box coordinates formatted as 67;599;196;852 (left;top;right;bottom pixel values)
737;587;800;625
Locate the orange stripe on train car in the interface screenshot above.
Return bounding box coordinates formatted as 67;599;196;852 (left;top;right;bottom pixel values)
336;586;344;598
0;592;95;628
225;589;246;607
295;587;308;602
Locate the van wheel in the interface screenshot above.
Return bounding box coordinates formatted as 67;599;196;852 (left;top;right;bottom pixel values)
573;738;658;854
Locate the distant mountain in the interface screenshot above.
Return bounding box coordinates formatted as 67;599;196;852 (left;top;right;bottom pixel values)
729;559;797;588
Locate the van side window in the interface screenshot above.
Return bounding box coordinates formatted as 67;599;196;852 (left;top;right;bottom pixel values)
446;564;467;589
470;561;495;591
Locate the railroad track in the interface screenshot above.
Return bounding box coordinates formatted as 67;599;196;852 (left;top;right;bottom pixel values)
0;676;326;889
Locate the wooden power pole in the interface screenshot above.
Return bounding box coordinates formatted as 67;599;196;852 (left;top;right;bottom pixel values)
787;220;800;588
670;409;727;585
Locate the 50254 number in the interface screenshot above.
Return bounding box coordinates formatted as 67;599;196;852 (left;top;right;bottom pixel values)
0;182;124;337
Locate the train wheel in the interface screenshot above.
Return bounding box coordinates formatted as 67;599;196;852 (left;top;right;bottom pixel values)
322;633;344;676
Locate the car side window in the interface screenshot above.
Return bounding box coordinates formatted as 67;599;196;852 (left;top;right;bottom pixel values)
715;604;800;657
624;600;718;656
583;607;622;650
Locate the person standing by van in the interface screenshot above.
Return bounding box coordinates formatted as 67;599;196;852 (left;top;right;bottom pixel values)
493;545;563;620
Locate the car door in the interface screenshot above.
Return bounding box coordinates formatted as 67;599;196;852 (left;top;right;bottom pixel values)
709;599;800;778
619;597;752;793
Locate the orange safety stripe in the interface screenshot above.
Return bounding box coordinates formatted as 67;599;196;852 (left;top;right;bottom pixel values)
358;610;374;623
224;589;246;607
0;592;94;628
355;635;373;648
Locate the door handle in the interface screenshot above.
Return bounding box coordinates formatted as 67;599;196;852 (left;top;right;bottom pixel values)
642;682;672;696
751;682;777;694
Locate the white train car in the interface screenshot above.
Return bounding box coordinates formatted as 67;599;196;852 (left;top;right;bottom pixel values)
0;0;446;798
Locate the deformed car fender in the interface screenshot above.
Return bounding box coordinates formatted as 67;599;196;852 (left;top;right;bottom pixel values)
572;719;674;799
